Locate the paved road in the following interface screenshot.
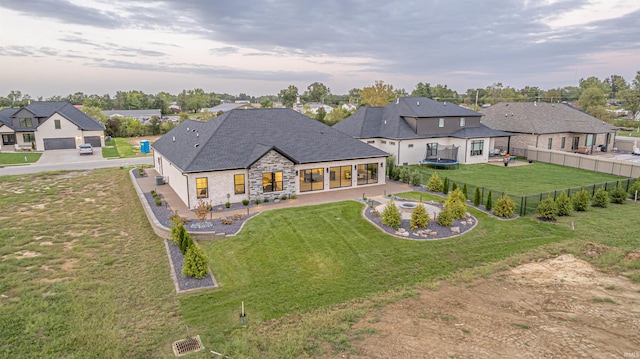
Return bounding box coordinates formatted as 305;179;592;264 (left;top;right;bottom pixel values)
0;156;153;176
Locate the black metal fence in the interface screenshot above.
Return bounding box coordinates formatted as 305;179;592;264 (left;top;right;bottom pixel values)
446;178;636;216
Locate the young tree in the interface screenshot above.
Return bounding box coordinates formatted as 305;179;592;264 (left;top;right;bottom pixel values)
410;203;430;229
591;187;609;208
609;184;628;204
462;183;468;201
485;191;493;211
537;197;557;220
493;193;516;218
427;172;443;192
445;188;467;219
555;191;572;216
381;201;402;229
473;187;481;207
442;177;450;194
182;245;209;279
572;189;591;211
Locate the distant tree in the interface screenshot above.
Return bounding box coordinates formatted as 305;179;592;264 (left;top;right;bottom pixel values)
324;105;352;125
348;88;361;105
260;98;273;108
7;90;23;106
104;117;121;137
148;116;161;135
579;76;611;96
619;71;640;117
315;107;327;123
81;106;108;123
360;80;395;106
302;82;330;103
578;87;607;117
605;74;629;98
278;85;299;108
431;84;459;103
411;82;432;98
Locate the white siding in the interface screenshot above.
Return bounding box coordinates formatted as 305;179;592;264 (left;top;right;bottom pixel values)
154;153;190;207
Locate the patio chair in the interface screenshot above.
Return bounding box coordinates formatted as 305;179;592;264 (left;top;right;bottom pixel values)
633;147;640;156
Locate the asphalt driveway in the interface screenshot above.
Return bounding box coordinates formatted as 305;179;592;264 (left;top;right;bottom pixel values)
36;148;104;165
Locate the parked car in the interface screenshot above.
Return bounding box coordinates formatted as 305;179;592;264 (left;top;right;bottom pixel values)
79;143;93;155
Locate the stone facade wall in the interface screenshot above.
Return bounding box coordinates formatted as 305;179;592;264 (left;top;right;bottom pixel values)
248;150;296;201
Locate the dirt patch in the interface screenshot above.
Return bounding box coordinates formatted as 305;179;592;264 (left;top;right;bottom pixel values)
2;250;41;260
60;258;78;272
625;252;640;261
349;254;640;358
581;242;610;259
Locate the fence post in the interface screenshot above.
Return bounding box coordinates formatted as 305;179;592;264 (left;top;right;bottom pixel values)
592;184;596;195
481;187;484;204
520;197;525;216
553;190;557;200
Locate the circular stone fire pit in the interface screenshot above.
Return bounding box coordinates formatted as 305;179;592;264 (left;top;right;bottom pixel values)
398;202;418;209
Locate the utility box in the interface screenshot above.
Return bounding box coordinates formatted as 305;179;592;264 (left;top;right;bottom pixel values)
155;176;164;185
140;140;150;153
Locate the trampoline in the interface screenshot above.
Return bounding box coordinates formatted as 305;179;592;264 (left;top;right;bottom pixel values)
421;158;459;169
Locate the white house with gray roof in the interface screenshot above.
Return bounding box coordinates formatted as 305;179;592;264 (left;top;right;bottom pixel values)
151;108;388;209
480;102;617;155
333;97;511;166
0;101;105;151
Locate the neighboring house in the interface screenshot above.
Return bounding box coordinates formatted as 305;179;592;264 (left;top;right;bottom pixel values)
151;108;388;209
102;109;161;122
200;103;251;113
342;103;357;112
480;102;617;155
169;102;181;113
333;97;511;166
300;102;334;115
0;101;105;151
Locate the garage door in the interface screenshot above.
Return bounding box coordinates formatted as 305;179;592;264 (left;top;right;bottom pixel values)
43;138;76;150
84;136;102;148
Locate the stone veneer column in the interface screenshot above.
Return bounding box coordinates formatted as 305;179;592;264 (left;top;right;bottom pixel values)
248;150;296;201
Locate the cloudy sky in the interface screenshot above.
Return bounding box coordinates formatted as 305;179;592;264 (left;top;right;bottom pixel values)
1;0;639;98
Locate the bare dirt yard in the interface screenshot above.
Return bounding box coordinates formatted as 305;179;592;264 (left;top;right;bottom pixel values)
349;254;640;358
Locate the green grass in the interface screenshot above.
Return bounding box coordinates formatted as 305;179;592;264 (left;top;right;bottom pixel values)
412;162;625;196
0;170;183;358
0;152;42;165
1;168;640;358
101;146;119;158
617;130;640;138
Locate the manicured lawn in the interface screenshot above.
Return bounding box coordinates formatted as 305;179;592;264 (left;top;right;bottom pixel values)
617;130;640;138
0;152;42;165
100;137;154;158
101;146;119;158
412;161;626;196
1;168;638;358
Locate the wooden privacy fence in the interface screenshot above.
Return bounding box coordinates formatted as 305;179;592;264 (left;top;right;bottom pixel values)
527;147;640;178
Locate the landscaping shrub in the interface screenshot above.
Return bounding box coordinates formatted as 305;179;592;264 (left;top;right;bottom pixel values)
386;156;395;177
194;199;209;222
493;193;516;218
150;190;156;196
170;221;185;244
399;167;411;183
254;198;261;205
485;191;493;211
609;184;627;204
427;172;443;192
225;201;231;208
537;197;557;220
629;177;640;198
451;182;458;193
572;189;591;211
410;203;430;230
462;183;468;200
290;194;297;200
178;227;194;255
473;187;481;207
221;218;234;225
263;198;269;203
155;197;162;206
436;207;454;226
232;214;243;221
592;187;609;208
555;191;572;216
281;194;287;200
443;177;450;194
242;199;250;206
410;172;422;186
182;244;209;279
445;188;467;219
381;201;402;229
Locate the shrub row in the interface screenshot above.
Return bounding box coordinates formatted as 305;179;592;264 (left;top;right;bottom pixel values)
170;218;209;279
536;184;629;220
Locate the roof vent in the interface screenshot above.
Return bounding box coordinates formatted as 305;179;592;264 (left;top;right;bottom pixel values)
505;113;508;117
396;98;399;104
534;101;537;106
444;102;447;106
196;132;199;137
186;127;189;131
172;136;175;142
194;143;199;148
511;113;514;116
384;120;387;125
417;101;420;106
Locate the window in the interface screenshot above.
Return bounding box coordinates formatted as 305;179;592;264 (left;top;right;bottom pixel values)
561;137;566;149
381;140;387;144
18;118;33;127
460;117;466;127
408;144;414;148
547;138;553;150
426;143;438;157
2;134;16;145
366;140;375;144
54;119;61;129
300;168;324;192
234;174;245;194
585;134;594;146
438;118;445;127
470;140;484;156
329;166;352;189
357;163;378;185
389;141;396;145
196;177;208;198
23;133;35;143
262;171;283;192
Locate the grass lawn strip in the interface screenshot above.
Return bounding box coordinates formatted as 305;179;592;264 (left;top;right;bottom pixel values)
0;152;42;165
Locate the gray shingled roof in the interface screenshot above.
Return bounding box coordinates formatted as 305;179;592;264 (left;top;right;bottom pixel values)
151;108;389;173
480;102;616;134
0;102;105;131
201;103;247;112
333;97;510;139
102;109;161;118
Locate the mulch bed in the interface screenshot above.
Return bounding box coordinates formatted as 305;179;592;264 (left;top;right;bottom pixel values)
164;239;217;293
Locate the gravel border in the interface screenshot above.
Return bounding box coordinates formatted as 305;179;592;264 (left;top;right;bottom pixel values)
361;199;478;240
164;239;217;293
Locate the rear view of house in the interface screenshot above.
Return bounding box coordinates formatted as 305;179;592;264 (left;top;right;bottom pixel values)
0;101;105;151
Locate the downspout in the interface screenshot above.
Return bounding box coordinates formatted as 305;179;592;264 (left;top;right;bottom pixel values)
397;139;401;165
464;139;468;164
183;173;190;209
